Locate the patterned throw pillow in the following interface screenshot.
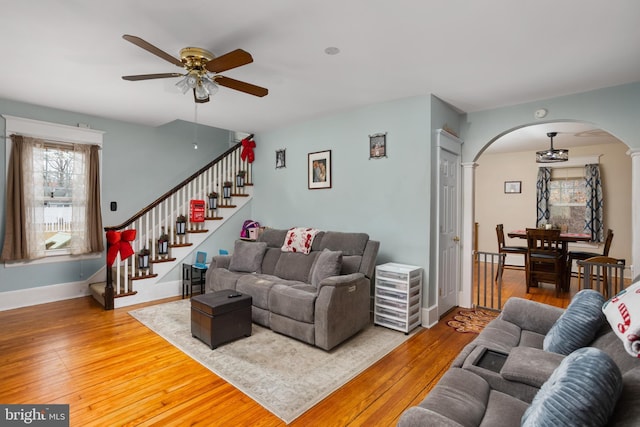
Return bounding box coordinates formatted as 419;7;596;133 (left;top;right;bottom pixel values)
522;347;622;427
281;227;321;255
543;289;606;355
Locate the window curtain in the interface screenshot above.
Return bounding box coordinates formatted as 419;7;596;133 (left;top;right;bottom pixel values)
585;164;604;242
0;135;104;261
536;167;551;227
69;144;104;254
1;135;46;260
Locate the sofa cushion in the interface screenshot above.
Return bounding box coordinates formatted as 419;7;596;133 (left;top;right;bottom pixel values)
608;368;640;426
543;289;606;355
235;274;278;310
269;283;317;323
310;249;343;286
274;251;319;282
208;268;244;291
317;231;369;256
340;255;362;275
260;247;281;276
258;228;288;248
228;240;268;273
521;347;622;427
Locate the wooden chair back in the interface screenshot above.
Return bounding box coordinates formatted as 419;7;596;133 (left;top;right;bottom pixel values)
525;228;564;295
578;256;625;299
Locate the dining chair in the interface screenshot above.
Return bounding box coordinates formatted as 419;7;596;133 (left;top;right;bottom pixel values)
567;229;614;279
577;256;625;299
525;228;565;295
495;224;528;280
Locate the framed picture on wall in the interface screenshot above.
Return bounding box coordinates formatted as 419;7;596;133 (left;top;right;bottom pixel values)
504;181;521;194
369;132;387;159
276;149;286;169
308;150;332;189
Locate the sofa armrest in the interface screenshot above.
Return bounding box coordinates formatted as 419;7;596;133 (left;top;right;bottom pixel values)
314;273;370;350
317;272;365;289
500;297;564;336
210;255;231;270
397;407;465;427
500;346;564;388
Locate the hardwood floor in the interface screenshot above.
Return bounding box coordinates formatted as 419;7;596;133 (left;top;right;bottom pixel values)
0;272;576;426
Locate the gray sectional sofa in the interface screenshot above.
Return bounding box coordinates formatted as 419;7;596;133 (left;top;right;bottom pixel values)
398;291;640;426
205;228;380;350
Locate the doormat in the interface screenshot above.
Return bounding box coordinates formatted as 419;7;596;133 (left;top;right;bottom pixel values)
447;308;500;334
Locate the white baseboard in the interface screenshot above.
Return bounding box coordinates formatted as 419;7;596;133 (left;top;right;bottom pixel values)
0;268;105;311
0;280;90;311
422;305;439;328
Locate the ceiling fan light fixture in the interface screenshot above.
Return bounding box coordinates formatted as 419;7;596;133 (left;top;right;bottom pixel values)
175;74;198;94
194;82;209;101
202;76;219;96
536;132;569;163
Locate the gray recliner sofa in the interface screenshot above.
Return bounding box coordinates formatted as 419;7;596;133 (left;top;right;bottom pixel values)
398;293;640;426
205;228;380;350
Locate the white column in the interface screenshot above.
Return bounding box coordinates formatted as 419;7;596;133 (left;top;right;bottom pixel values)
629;149;640;281
460;162;478;308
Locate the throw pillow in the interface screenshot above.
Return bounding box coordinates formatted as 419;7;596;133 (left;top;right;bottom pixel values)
543;289;606;355
602;279;640;358
311;249;343;286
521;347;622;427
281;227;321;254
228;240;268;273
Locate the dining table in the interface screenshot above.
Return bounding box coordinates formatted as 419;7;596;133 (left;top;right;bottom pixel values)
507;229;592;291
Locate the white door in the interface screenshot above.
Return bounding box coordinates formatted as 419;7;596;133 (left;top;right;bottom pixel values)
437;131;462;317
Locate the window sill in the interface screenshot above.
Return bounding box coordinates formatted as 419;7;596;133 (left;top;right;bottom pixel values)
4;252;102;268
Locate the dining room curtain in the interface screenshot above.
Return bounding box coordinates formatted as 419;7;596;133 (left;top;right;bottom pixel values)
536;167;551;227
585;164;604;242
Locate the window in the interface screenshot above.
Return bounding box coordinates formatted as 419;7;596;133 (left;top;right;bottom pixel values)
548;174;587;234
2;116;104;262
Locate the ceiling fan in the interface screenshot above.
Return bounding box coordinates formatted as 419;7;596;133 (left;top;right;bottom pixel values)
121;34;268;103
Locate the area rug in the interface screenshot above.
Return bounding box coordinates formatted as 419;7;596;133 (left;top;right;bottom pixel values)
129;299;412;424
447;308;500;334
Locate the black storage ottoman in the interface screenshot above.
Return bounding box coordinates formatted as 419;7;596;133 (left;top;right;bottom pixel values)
191;290;252;349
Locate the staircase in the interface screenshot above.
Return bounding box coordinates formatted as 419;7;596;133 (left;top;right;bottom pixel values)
89;142;253;310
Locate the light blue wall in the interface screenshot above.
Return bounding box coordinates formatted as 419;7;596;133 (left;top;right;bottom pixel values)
461;82;640;160
252;95;441;303
0;98;232;292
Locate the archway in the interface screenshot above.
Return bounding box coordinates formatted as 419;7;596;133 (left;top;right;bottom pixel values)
459;121;637;308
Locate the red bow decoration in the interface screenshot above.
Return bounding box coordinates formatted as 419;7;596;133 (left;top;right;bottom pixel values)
240;134;256;163
106;229;137;266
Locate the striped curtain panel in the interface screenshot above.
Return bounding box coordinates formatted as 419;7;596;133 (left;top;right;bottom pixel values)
585;164;604;242
536;167;551;227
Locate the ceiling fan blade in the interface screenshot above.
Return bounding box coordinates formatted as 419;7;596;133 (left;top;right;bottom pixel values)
205;49;253;73
122;73;183;81
215;76;268;97
123;34;183;67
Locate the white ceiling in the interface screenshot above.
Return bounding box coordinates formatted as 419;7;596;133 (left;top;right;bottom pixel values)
1;1;639;138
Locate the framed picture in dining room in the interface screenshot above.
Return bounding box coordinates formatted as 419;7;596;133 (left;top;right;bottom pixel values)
308;150;332;189
504;181;521;194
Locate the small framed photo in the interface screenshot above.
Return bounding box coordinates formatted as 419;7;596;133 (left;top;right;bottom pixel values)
276;149;286;169
308;150;332;189
504;181;521;194
369;133;387;159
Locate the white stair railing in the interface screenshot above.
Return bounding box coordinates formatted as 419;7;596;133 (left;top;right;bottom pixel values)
102;142;252;309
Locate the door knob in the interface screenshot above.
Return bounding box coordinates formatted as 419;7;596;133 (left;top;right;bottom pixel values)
453;236;460;242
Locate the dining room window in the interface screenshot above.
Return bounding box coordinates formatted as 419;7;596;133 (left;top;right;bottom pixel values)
548;169;587;234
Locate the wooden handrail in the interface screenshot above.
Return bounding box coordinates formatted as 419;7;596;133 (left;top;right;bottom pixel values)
104;141;243;232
